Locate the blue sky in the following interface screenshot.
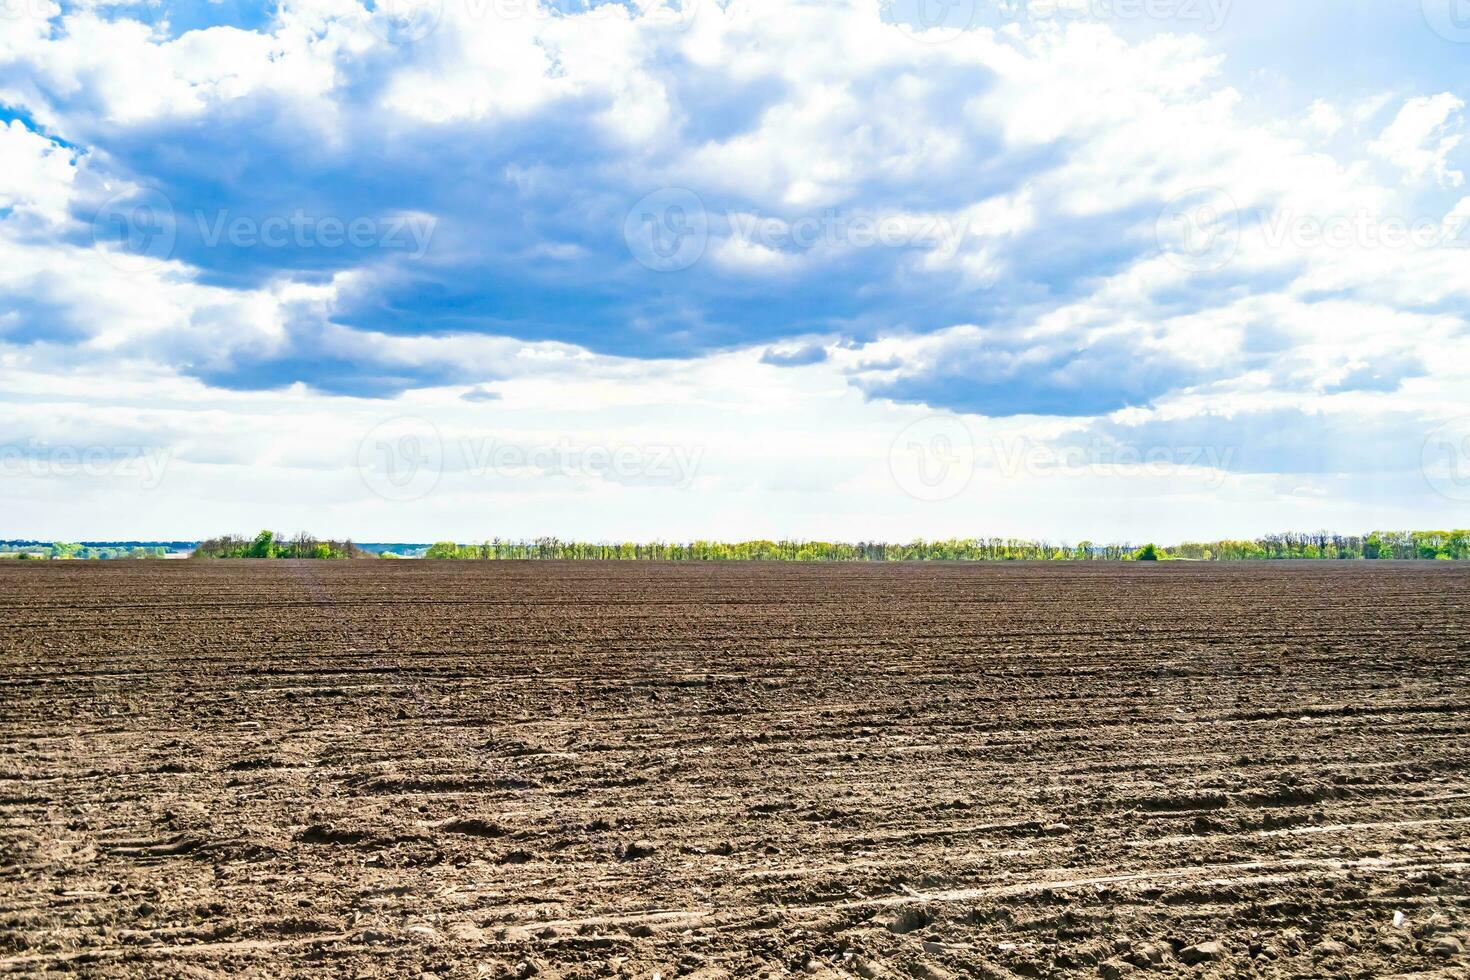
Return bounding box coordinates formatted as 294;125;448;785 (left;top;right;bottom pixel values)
1;0;1468;540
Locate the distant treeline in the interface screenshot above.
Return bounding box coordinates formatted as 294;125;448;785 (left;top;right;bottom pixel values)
418;530;1470;562
1;539;195;550
192;531;371;560
71;529;1470;562
1;542;168;560
1167;531;1468;561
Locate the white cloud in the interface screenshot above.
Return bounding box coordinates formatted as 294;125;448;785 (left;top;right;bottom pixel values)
1303;99;1342;139
2;1;1469;536
0;120;75;226
1371;93;1466;188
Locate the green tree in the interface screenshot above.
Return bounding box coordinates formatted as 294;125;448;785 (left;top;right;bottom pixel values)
1132;543;1162;562
247;530;277;559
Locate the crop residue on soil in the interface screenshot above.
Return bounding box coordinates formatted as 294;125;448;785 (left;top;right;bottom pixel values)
1;560;1468;977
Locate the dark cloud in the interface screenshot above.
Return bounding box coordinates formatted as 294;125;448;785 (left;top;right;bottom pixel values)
461;386;503;402
759;344;828;366
857;333;1204;417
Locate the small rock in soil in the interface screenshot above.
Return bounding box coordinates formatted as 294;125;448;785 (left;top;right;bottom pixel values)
1179;941;1223;965
620;839;657;859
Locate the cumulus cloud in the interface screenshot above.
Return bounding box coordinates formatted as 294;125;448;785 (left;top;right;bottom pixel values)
0;120;76;227
2;0;1470;536
0;3;1250;385
1371;94;1466;189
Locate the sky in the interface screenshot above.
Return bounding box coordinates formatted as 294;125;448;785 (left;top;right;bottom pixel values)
1;0;1469;543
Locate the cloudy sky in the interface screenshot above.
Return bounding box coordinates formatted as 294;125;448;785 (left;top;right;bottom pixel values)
2;0;1469;542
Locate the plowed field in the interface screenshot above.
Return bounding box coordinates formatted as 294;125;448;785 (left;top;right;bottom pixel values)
2;560;1468;978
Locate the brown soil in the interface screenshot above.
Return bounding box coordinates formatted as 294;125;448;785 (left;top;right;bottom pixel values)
1;560;1468;978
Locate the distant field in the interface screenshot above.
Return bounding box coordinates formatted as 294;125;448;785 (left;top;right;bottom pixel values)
1;561;1467;978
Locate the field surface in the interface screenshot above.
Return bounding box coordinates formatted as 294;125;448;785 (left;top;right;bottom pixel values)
2;560;1468;978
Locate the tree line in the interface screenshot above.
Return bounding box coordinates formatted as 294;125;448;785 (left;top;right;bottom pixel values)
2;542;167;560
418;531;1470;562
423;539;1147;561
156;529;1470;562
1167;530;1469;561
192;531;371;560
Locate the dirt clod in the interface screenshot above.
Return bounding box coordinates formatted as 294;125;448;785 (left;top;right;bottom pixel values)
620;839;657;860
1179;940;1224;964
